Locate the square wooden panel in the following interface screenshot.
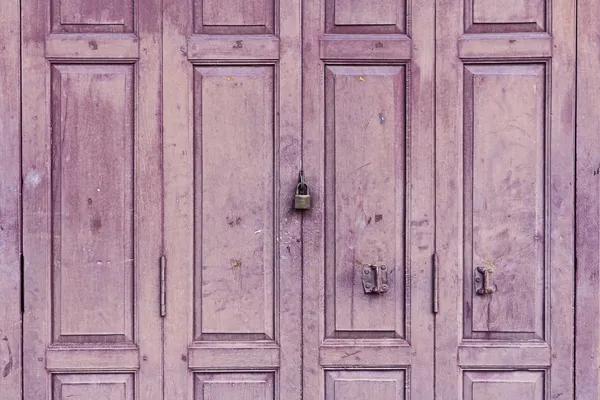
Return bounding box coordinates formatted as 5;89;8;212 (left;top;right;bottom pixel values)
50;64;134;344
465;0;547;32
52;0;134;33
324;65;407;339
53;374;134;400
193;0;275;34
462;64;547;341
193;66;276;342
463;370;545;399
195;372;274;400
326;0;406;33
325;370;406;399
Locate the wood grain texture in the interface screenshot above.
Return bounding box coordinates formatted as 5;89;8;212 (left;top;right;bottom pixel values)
193;0;274;34
22;0;162;397
194;66;274;340
463;371;544;400
325;370;405;399
325;0;405;33
50;65;134;343
303;0;435;397
195;372;274;400
52;0;134;33
576;0;600;395
464;64;545;341
0;0;21;397
163;0;301;397
435;0;574;395
53;374;134;400
324;66;406;338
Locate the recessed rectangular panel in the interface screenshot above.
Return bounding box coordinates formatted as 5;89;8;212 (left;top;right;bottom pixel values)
463;64;546;341
53;374;134;400
194;67;274;340
463;371;544;400
195;372;274;400
52;0;134;32
194;0;274;34
325;370;405;399
51;65;134;344
325;66;406;339
466;0;545;32
327;0;405;33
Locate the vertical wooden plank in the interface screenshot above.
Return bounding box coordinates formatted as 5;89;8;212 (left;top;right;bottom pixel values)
22;0;52;395
0;0;21;397
301;0;325;397
576;0;600;395
162;0;194;398
549;0;576;397
137;0;164;397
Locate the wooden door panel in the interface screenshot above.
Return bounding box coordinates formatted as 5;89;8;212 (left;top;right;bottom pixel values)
163;0;301;397
0;0;22;398
22;0;162;397
325;370;406;400
193;0;274;34
324;66;406;338
463;64;545;341
194;372;274;400
51;0;134;32
194;66;275;341
326;0;405;34
575;0;600;396
463;371;544;400
436;0;574;396
303;0;435;397
466;0;546;32
53;374;134;400
51;65;134;343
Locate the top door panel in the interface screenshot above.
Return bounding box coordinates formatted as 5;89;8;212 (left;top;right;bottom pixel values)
52;0;134;32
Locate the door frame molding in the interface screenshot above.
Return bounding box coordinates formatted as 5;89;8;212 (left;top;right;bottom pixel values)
575;0;600;396
0;0;21;397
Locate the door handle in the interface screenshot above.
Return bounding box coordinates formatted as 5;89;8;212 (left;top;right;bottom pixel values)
475;264;496;295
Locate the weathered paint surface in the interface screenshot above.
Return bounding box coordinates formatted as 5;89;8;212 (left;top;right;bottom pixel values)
22;0;163;398
0;0;21;397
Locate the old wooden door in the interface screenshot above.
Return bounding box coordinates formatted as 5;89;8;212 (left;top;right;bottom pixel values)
161;0;302;399
435;0;576;398
21;0;163;398
302;0;436;398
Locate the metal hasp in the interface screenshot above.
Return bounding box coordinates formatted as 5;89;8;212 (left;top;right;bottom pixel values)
294;170;311;210
362;264;389;294
475;264;496;295
160;255;166;317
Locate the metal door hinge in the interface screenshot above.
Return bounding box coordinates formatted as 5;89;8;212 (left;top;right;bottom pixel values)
160;255;166;317
20;254;24;314
433;253;439;313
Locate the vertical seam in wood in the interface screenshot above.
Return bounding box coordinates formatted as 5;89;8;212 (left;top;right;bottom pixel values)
19;0;24;396
573;0;578;394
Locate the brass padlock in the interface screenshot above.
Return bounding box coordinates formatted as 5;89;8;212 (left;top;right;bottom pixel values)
294;181;311;210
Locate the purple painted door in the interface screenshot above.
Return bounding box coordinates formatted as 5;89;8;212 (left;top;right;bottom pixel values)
161;0;302;399
21;0;163;398
435;0;576;397
302;0;436;398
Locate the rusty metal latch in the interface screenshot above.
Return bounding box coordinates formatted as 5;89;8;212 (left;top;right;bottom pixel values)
160;255;166;317
476;264;496;295
362;264;389;294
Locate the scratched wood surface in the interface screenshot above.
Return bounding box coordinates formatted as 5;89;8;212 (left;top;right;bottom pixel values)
162;0;302;397
435;0;575;397
22;0;163;398
576;0;600;396
0;0;21;398
303;0;435;397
